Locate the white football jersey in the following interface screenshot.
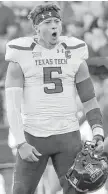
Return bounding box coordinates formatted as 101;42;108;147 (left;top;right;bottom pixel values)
5;36;88;137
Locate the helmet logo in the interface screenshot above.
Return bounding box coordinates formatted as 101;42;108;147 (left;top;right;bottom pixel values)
42;12;52;19
85;163;103;182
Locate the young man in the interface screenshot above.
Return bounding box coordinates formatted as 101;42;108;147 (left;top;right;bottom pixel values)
5;2;104;194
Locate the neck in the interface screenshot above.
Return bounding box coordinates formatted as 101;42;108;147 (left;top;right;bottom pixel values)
38;38;59;49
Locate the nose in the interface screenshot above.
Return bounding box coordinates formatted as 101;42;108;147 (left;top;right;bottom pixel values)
52;27;57;30
51;24;57;31
51;22;57;29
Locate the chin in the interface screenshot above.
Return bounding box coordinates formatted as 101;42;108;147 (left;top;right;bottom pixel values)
51;42;57;45
50;40;58;45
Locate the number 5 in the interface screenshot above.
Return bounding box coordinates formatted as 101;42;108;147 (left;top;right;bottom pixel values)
43;67;63;94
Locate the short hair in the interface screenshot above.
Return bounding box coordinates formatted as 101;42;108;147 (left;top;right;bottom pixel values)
28;2;61;25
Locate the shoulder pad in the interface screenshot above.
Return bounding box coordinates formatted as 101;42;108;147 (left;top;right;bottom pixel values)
7;37;34;48
5;37;35;62
60;36;89;60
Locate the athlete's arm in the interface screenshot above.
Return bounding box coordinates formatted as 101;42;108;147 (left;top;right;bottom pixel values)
75;61;104;140
5;61;26;145
5;62;41;162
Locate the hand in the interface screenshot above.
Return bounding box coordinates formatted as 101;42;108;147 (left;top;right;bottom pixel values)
92;135;104;154
18;142;42;162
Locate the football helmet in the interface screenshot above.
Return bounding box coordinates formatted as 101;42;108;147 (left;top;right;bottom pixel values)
66;141;108;193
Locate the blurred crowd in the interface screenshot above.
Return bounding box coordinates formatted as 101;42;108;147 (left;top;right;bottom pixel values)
0;1;108;194
62;1;108;58
1;1;108;54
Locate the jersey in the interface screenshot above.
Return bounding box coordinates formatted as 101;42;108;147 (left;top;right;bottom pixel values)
5;36;89;137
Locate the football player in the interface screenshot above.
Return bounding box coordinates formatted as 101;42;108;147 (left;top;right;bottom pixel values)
5;2;104;194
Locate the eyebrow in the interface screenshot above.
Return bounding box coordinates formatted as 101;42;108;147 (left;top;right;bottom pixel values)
45;19;51;22
45;18;60;22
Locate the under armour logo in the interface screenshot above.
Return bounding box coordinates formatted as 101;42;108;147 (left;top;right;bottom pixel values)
42;14;45;19
42;12;52;18
48;12;52;16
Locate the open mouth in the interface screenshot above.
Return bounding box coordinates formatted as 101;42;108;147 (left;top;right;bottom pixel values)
52;32;57;37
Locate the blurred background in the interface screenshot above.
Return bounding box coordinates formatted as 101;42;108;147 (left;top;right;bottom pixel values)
0;1;108;194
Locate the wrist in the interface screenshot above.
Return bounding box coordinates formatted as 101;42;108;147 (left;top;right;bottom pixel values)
92;126;104;139
16;141;27;150
93;134;104;142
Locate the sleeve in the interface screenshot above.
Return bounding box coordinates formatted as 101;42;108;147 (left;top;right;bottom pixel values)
74;43;89;74
5;42;19;63
75;43;89;74
83;43;89;60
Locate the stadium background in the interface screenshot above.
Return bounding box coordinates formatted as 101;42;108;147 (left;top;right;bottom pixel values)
0;1;108;194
